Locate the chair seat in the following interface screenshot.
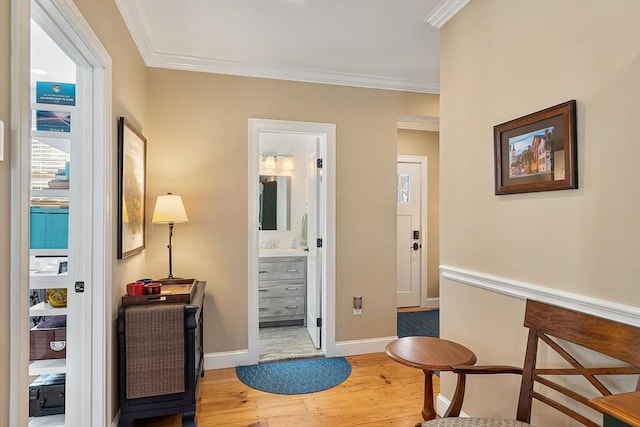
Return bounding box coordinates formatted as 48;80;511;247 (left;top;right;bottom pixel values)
423;418;533;427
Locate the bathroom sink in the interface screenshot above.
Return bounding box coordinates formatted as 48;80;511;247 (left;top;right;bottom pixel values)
259;248;308;257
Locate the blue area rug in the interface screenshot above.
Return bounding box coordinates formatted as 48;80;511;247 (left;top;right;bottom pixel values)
236;357;351;395
397;309;439;338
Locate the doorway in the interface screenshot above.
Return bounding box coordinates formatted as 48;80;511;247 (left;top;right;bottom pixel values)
396;155;427;308
248;119;336;365
10;0;112;425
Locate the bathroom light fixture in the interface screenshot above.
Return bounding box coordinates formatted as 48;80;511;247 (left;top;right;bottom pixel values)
282;155;294;170
261;152;294;170
152;193;188;279
264;155;276;169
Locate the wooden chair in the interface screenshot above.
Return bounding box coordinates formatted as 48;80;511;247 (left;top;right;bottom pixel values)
423;299;640;427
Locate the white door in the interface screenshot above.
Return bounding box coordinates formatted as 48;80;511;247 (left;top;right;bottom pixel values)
11;1;111;425
396;156;426;307
306;138;322;348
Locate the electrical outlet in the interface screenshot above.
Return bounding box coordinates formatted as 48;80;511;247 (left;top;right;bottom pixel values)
353;296;362;315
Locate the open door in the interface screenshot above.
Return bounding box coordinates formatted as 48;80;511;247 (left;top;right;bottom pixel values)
306;138;322;348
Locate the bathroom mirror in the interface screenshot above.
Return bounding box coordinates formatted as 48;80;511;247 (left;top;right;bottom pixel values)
259;175;290;230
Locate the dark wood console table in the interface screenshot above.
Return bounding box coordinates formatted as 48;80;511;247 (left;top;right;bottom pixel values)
118;281;206;426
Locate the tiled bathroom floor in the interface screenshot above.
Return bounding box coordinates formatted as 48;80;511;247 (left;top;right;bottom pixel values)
259;325;324;362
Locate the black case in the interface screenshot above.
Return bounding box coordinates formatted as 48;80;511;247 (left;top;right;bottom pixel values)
29;373;65;417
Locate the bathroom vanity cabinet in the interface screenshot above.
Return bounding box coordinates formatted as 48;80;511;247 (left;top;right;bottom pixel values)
258;256;306;326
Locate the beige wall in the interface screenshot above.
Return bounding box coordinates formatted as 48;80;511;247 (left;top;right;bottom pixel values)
73;0;149;419
144;69;439;351
1;0;10;423
1;0;439;421
439;0;640;423
397;129;440;299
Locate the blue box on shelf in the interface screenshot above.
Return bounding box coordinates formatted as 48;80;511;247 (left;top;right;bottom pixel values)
30;206;68;249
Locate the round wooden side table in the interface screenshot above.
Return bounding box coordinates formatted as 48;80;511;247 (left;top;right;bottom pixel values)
386;336;477;424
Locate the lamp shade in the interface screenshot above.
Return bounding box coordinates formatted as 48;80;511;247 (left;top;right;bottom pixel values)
152;193;188;224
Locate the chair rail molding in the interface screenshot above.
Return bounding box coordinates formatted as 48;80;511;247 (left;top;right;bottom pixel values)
440;265;640;327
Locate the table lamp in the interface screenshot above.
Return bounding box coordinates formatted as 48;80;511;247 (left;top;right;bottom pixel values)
152;193;188;279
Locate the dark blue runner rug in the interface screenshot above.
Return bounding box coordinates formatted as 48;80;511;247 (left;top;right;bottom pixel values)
397;309;439;338
236;356;351;395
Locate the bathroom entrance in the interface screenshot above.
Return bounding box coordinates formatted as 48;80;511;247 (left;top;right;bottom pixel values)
248;119;336;364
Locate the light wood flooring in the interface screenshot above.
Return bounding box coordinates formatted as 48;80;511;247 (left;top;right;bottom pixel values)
134;352;437;426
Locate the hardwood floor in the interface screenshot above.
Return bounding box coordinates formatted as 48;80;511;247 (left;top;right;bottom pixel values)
134;352;438;426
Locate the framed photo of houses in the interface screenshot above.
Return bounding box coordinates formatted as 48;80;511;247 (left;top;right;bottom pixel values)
494;100;577;195
117;117;147;259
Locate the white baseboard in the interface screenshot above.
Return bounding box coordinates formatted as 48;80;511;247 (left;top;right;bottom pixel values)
424;297;440;309
436;393;469;418
204;349;250;370
333;336;398;357
203;336;399;370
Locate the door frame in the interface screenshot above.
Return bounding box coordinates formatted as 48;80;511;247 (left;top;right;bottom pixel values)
10;0;112;424
248;119;336;364
396;155;428;307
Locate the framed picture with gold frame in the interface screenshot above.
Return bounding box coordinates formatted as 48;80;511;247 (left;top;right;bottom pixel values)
494;100;577;195
117;117;146;259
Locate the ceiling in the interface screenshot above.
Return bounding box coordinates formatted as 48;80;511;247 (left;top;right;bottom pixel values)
115;0;469;95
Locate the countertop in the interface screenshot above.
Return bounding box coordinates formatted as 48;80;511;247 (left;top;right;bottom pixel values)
259;248;309;258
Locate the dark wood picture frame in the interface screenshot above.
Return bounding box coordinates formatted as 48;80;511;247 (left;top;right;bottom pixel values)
117;117;147;259
494;100;577;195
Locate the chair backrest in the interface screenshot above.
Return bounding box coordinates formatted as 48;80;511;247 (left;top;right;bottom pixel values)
516;299;640;426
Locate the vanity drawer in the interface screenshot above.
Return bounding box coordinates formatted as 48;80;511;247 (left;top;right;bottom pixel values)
258;282;305;298
258;260;305;281
259;296;305;318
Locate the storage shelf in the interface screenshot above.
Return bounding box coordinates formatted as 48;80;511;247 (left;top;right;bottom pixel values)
29;358;66;376
28;414;65;427
29;302;67;317
30;274;68;289
31;189;69;199
30;249;67;257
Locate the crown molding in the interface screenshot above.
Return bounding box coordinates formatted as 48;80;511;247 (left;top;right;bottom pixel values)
398;114;440;132
114;0;154;61
425;0;470;29
145;51;440;94
115;0;440;94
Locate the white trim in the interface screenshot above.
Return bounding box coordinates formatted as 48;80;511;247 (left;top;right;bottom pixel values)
437;394;470;418
398;115;440;132
440;265;640;326
9;1;32;424
334;336;398;357
248;119;337;365
425;0;471;29
397;155;429;307
0;120;4;161
144;54;439;94
424;297;440;309
10;0;112;425
113;0;154;61
204;350;251;370
113;0;439;95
